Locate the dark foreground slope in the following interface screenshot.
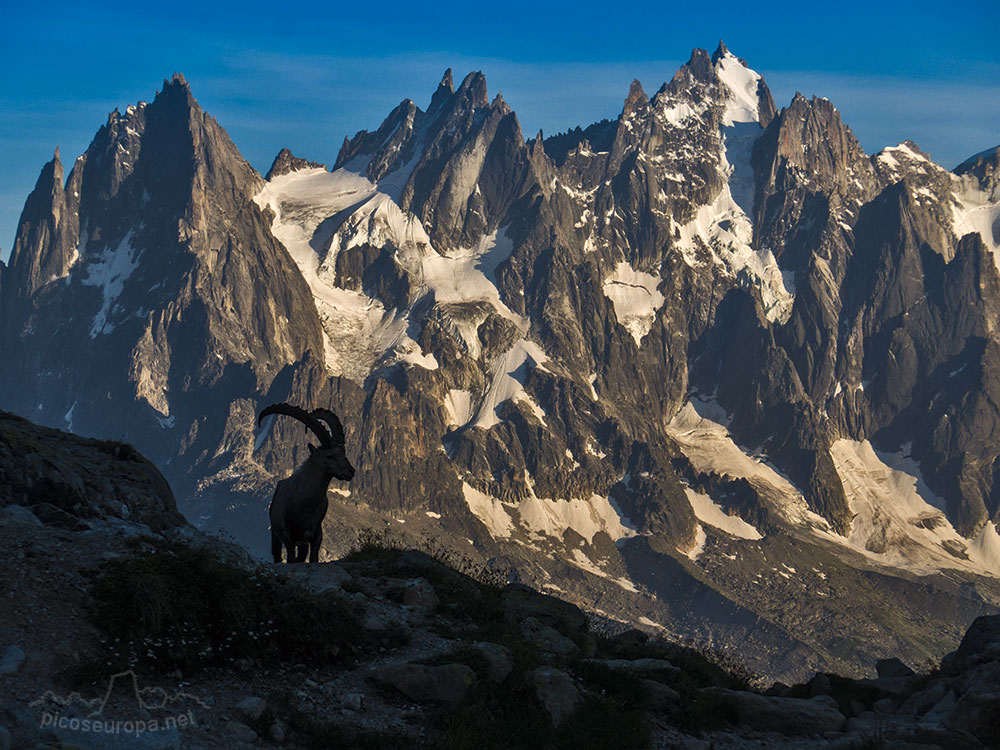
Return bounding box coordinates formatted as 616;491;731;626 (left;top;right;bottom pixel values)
2;414;1000;749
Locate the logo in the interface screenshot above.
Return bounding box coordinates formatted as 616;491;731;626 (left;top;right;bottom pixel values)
30;670;207;738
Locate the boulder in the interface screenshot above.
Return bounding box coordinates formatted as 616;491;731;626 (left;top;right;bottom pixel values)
611;629;650;651
641;679;681;715
0;647;25;676
279;562;352;594
520;617;579;656
581;658;679;678
0;505;41;526
394;550;482;601
950;615;1000;671
472;641;513;683
371;663;476;704
531;667;580;727
224;720;258;743
806;672;832;697
945;688;1000;744
400;577;439;610
341;693;365;711
716;690;846;735
234;696;267;721
876;657;915;678
269;721;286;743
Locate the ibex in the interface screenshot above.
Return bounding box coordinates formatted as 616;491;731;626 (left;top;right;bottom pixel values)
258;403;355;563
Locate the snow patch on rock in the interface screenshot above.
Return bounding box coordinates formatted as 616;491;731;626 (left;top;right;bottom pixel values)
674;166;794;324
686;524;708;560
463;482;515;538
951;178;1000;264
602;261;666;345
667;401;827;529
685;489;762;540
828;439;998;576
714;51;762;127
472;338;549;430
443;389;474;428
82;230;139;338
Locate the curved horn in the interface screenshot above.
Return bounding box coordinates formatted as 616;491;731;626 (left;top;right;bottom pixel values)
257;403;332;447
311;408;345;446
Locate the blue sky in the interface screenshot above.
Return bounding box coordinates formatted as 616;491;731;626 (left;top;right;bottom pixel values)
2;0;998;262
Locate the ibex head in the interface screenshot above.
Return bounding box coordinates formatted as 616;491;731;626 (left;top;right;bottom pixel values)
258;403;355;481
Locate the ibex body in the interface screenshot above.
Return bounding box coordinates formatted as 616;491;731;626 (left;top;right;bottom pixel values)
258;403;355;563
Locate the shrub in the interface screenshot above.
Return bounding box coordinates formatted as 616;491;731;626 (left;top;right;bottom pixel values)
78;539;362;680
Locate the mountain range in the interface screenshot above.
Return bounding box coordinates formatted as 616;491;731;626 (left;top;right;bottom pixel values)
2;43;999;681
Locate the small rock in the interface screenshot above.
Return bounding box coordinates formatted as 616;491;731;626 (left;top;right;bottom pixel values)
341;692;364;711
234;658;253;672
641;678;680;715
520;617;579;656
472;641;514;683
872;697;898;713
362;612;388;631
581;657;678;677
313;563;352;593
303;678;318;688
807;672;833;697
531;667;581;727
714;690;846;735
401;577;439;610
612;629;649;651
0;702;41;749
269;720;286;743
371;663;476;704
765;682;792;697
876;657;915;679
0;647;25;676
0;505;42;527
224;720;258;743
235;696;267;721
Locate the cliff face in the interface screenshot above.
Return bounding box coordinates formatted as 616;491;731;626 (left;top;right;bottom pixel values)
0;76;327;498
0;409;183;531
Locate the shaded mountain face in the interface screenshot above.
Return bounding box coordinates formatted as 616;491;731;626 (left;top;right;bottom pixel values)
0;75;327;498
2;46;1000;680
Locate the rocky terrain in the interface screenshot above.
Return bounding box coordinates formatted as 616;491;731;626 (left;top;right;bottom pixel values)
2;413;1000;749
1;43;1000;682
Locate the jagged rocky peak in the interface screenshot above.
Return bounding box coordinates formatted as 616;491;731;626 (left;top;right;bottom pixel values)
955;143;1000;196
710;39;730;63
265;148;326;180
0;73;326;496
328;66;535;250
644;42;776;131
5;147;77;300
622;79;648;118
752;89;876;231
